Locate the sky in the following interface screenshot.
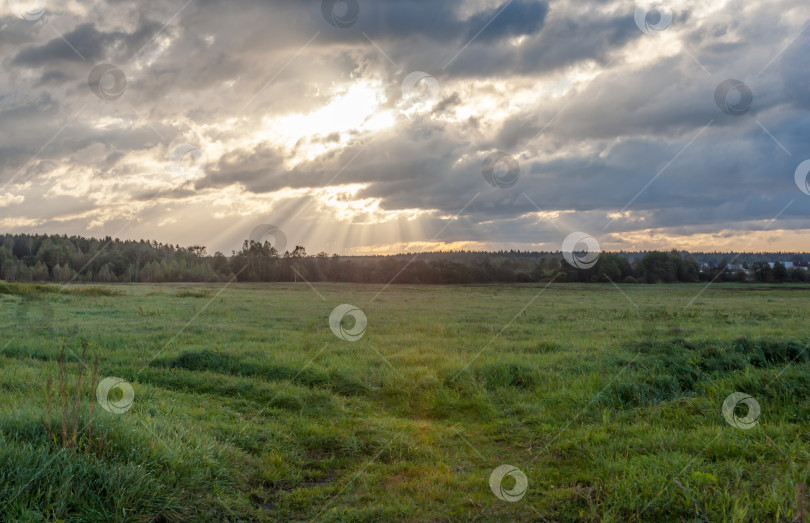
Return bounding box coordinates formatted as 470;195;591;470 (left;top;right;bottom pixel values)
0;0;808;255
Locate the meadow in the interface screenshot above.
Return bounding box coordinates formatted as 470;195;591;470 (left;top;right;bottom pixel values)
0;281;808;521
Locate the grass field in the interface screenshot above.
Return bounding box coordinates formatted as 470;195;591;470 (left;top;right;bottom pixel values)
1;282;809;521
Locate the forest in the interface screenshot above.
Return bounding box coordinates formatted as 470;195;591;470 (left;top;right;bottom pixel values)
1;233;808;285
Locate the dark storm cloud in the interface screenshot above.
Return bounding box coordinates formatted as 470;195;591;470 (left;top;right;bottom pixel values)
334;0;548;45
0;92;59;125
35;70;70;86
443;10;637;77
201;144;287;192
0;15;42;44
463;1;549;43
434;92;463;113
12;20;164;66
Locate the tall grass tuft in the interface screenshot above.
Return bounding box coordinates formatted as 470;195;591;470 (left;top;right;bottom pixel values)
43;341;102;452
0;281;121;296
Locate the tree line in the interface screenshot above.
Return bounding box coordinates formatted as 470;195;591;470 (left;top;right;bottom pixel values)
1;233;809;285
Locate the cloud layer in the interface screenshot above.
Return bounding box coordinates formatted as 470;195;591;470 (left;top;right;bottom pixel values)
1;0;808;254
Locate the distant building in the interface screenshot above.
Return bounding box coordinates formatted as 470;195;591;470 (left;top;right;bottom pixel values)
766;261;799;270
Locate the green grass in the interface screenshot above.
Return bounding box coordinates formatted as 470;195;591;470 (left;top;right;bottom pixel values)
1;282;809;521
0;281;122;296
